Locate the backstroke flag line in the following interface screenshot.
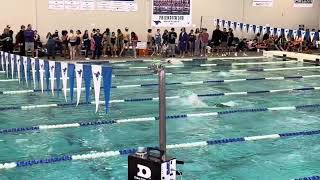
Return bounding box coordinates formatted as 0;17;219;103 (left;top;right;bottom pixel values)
5;53;9;78
0;52;114;113
23;57;28;86
31;58;36;89
91;65;102;113
17;56;21;84
39;59;45;93
10;55;14;79
214;18;320;42
49;61;56;95
61;62;68;102
102;66;113;113
75;64;83;106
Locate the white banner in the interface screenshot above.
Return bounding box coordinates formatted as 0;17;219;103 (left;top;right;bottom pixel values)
243;24;247;32
151;0;192;27
310;31;315;41
284;29;290;40
293;30;298;39
277;28;282;37
23;57;28;86
48;0;65;10
39;59;45;93
79;0;95;10
5;53;9;78
64;0;80;10
10;55;14;79
293;0;313;7
0;51;4;71
91;65;102;113
236;23;241;31
61;62;68;102
75;64;83;106
49;0;137;11
249;25;253;33
96;0;137;11
301;30;306;39
270;27;274;36
16;56;21;84
252;0;273;7
262;26;267;36
219;20;223;28
49;61;56;95
31;58;36;89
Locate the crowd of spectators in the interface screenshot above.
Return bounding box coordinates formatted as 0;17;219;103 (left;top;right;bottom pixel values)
1;24;319;60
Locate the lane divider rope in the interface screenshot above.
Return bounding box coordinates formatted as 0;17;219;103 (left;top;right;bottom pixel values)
114;60;298;69
294;176;320;180
111;66;320;77
110;74;320;89
1;74;320;94
1;103;320;134
0;84;319;109
0;129;319;170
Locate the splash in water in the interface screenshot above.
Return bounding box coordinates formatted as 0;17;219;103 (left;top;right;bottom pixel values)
113;63;130;67
187;94;209;108
216;71;230;77
166;58;183;65
215;101;239;108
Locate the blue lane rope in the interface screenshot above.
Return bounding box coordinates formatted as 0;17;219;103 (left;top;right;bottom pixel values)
111;66;320;77
0;128;319;170
109;60;298;69
0;84;320;111
294;176;320;180
1;74;320;94
1;103;320;135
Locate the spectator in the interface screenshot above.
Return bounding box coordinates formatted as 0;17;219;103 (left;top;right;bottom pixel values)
75;30;82;57
220;28;228;56
254;33;262;43
211;25;222;47
68;30;77;60
155;29;162;55
188;29;195;56
83;30;91;60
123;27;130;51
147;29;153;50
7;25;14;53
179;27;188;58
117;29;125;57
91;28;96;38
46;32;56;59
200;28;209;57
52;30;61;55
93;29;103;59
1;28;12;52
61;30;69;58
263;31;270;41
168;28;177;57
227;28;234;55
102;28;111;57
16;25;26;56
24;24;35;56
111;32;117;57
131;32;138;58
34;30;41;58
162;29;169;45
194;28;201;56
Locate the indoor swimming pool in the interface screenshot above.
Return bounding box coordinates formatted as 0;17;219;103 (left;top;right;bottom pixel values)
0;56;319;179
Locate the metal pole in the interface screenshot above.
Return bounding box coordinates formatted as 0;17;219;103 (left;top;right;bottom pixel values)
158;68;166;161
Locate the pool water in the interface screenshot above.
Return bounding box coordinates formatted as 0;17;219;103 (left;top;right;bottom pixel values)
0;58;319;179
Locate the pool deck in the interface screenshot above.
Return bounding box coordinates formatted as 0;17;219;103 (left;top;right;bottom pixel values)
264;51;320;62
